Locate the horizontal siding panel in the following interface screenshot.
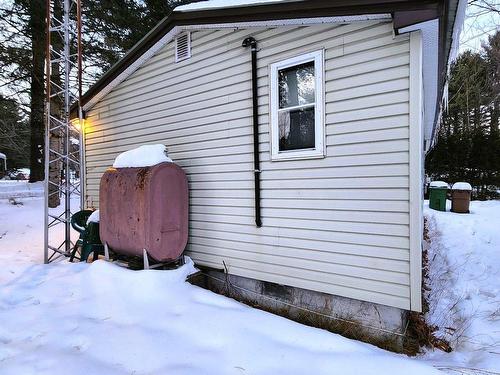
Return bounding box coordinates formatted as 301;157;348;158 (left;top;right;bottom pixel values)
259;188;409;201
336;39;409;64
84;150;410;170
328;115;409;135
189;220;409;251
327;127;409;145
189;227;409;261
86;123;253;152
326;140;409;156
327;65;410;92
87;132;252;156
327;103;409;124
187;210;409;237
326;54;409;81
260;164;409;180
263;176;409;189
97;79;253;123
86;111;253;141
89;91;251;129
273;209;406;226
187;238;409;274
186;188;408;201
187;240;409;285
191;197;408;213
327;78;409;101
326;90;409;113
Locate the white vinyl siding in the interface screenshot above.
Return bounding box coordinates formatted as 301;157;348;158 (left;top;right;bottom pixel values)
84;21;417;310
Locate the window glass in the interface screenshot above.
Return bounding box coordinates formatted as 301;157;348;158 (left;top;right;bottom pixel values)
278;107;315;151
277;61;316;151
278;62;315;108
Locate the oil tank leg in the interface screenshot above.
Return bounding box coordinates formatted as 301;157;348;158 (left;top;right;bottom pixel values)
143;249;150;270
104;242;110;261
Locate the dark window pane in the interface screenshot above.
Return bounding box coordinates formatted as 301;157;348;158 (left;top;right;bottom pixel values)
278;106;315;151
278;62;315;109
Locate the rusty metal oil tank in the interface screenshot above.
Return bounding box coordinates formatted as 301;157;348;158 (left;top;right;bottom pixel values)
99;162;188;262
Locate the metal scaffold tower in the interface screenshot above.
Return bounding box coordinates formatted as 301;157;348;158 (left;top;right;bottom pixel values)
44;0;84;263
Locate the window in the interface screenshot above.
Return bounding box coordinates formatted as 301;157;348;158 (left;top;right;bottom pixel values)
270;50;324;160
175;32;191;62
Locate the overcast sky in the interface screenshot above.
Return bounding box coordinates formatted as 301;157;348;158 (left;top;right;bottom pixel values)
460;1;500;51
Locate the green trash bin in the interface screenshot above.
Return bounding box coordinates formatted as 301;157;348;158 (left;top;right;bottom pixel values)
429;181;448;211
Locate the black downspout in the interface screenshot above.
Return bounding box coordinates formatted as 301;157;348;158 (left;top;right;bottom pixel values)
242;37;262;228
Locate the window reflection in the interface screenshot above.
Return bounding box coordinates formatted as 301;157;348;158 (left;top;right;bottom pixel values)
279;107;315;151
277;61;316;151
278;62;315;109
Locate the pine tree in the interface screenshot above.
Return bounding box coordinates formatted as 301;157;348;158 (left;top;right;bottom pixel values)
0;95;30;169
0;0;193;183
426;31;500;199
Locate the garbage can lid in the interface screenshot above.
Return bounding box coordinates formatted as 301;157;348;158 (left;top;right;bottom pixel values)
429;181;448;188
452;182;472;191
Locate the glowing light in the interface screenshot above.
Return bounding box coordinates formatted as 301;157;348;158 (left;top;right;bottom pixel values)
70;117;85;132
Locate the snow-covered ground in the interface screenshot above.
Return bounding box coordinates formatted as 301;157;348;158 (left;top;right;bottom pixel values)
421;200;500;373
0;180;43;199
0;181;442;374
0;181;498;374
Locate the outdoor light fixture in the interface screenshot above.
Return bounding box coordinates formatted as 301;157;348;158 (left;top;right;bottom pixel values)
70;117;85;132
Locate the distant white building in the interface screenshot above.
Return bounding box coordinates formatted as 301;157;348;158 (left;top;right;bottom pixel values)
0;152;6;178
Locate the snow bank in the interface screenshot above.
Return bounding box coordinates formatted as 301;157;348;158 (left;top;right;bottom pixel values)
451;182;472;191
0;259;441;375
175;0;286;11
421;200;500;372
86;210;99;224
112;144;172;168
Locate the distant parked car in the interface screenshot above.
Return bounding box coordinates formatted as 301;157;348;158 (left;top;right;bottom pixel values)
8;169;29;180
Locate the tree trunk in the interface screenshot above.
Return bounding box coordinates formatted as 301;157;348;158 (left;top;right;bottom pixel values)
28;0;46;183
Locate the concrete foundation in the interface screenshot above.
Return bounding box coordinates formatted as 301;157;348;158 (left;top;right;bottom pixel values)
189;267;409;352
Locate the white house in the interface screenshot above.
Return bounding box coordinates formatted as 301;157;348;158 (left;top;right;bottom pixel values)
75;0;466;347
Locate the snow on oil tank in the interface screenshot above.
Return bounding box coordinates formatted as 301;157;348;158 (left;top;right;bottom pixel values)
99;145;188;262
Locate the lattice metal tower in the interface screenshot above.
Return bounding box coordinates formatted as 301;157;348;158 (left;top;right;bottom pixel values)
44;0;84;263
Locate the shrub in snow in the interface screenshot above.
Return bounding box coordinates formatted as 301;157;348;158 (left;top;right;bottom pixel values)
113;144;172;168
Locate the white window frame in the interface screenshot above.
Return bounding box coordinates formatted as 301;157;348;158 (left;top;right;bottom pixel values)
175;31;191;63
269;50;325;161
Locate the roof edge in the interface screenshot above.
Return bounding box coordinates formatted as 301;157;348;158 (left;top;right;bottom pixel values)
74;0;458;117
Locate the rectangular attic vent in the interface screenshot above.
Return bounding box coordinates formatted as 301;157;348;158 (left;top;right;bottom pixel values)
175;32;191;62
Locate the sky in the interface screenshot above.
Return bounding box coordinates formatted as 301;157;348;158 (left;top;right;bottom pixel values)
460;1;500;52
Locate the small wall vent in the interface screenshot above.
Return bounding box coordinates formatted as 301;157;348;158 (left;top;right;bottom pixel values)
175;32;191;62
